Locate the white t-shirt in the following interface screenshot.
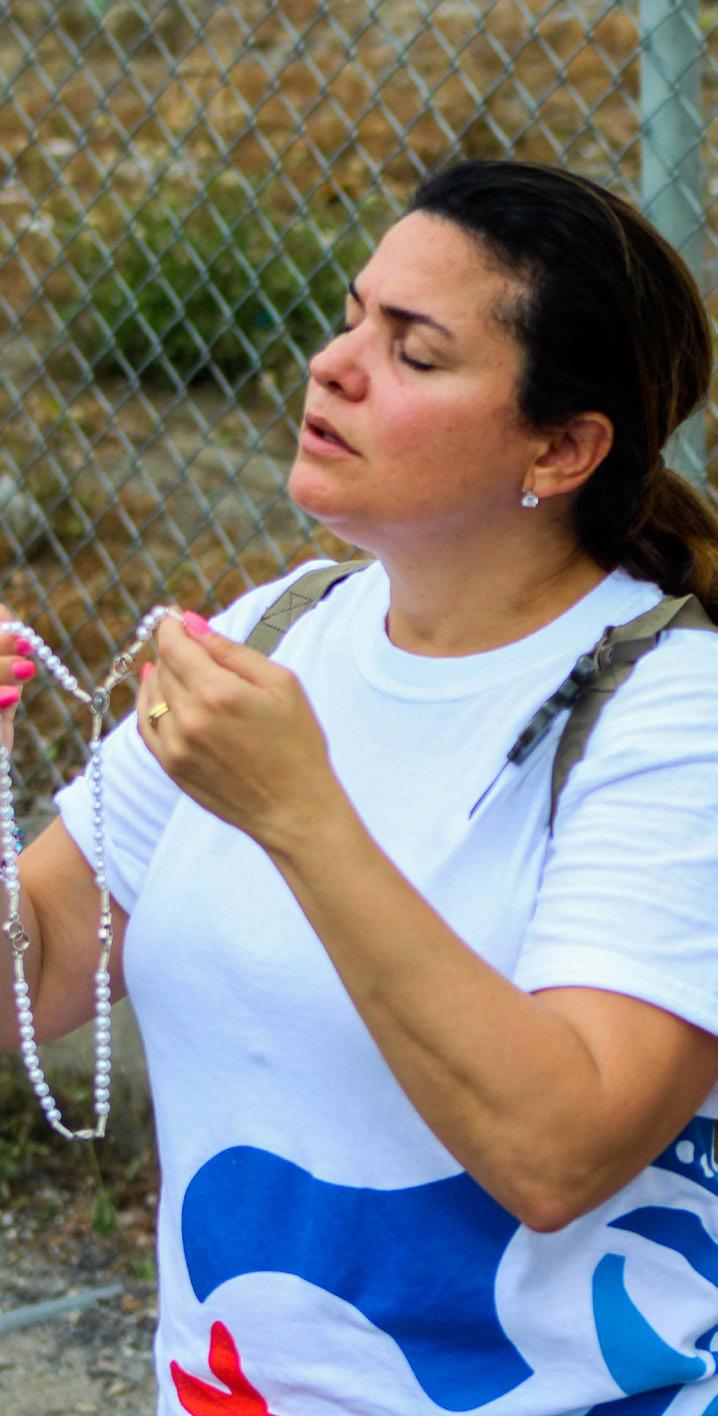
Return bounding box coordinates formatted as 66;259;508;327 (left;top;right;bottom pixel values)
57;560;718;1416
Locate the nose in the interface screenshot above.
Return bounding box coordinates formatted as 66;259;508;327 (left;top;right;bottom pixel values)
308;327;369;401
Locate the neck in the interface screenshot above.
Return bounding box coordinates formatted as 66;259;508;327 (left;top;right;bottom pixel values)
376;522;608;657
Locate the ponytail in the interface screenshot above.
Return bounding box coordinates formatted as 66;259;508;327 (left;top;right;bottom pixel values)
611;467;718;621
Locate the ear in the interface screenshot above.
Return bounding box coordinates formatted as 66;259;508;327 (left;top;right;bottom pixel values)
529;413;614;500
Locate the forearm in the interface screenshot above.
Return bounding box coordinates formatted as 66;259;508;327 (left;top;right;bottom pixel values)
268;790;613;1229
0;820;128;1052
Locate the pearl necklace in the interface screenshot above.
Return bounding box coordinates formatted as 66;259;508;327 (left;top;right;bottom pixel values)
2;603;182;1142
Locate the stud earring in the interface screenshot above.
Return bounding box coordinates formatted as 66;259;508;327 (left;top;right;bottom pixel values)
521;489;539;508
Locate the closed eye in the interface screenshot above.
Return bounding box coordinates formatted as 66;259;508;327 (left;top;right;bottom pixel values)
335;321;436;371
399;350;436;372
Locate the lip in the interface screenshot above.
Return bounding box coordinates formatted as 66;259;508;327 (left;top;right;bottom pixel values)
302;413;359;457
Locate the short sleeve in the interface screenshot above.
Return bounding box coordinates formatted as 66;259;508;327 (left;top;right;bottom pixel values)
514;627;718;1037
56;559;334;915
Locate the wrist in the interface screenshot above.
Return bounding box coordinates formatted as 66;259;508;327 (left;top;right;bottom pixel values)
264;775;360;874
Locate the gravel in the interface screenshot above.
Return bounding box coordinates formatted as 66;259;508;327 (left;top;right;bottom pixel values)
0;1183;159;1415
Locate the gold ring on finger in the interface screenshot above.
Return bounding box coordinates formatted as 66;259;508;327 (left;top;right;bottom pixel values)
148;700;171;729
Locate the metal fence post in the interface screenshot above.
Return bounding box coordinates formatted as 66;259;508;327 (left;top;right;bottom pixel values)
640;0;707;489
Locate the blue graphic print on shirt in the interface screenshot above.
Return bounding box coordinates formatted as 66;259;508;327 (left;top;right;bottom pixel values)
181;1145;530;1411
592;1252;709;1390
652;1117;718;1198
180;1118;718;1414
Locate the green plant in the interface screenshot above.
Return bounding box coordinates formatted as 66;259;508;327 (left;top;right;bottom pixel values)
0;1057;66;1199
60;176;385;390
87;1140;117;1236
0;1054;157;1234
130;1251;157;1282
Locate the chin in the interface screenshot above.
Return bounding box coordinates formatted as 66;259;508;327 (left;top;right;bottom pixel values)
287;459;389;554
288;460;349;523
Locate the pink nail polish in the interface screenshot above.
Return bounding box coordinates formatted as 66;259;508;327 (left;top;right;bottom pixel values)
0;687;21;709
183;610;211;637
12;659;35;682
140;662;153;682
13;637;33;655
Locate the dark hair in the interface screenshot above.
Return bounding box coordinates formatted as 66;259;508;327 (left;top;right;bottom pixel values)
409;159;718;618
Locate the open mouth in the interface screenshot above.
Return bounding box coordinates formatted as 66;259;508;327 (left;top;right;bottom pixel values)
304;415;357;453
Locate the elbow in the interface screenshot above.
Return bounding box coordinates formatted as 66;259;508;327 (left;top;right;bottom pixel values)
516;1192;584;1234
513;1166;617;1232
476;1147;601;1234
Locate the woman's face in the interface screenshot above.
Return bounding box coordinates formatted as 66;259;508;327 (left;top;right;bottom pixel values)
288;210;544;552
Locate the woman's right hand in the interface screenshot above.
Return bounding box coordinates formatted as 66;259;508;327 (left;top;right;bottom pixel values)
0;606;36;753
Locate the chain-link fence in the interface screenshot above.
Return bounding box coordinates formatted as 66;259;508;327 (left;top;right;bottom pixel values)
1;0;717;806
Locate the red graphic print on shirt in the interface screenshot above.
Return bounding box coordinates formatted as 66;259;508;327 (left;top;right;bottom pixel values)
171;1321;282;1415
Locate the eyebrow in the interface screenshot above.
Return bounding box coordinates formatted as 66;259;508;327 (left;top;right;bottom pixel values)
348;280;454;341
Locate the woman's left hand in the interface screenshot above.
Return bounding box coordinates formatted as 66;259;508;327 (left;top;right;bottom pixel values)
136;610;342;855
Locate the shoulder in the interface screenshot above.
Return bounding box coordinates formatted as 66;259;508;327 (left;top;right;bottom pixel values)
209;558;380;644
209;560;335;641
554;615;718;828
589;618;718;757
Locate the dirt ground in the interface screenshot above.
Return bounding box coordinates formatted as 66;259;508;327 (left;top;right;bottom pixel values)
0;1178;159;1416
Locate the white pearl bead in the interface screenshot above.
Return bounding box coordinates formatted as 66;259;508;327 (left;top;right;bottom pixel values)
0;602;173;1139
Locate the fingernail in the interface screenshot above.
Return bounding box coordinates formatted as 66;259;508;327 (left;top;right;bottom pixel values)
11;659;35;682
183;610;211;638
0;687;21;709
13;637;33;655
140;662;153;682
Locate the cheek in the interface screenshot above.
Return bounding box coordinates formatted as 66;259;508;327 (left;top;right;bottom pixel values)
382;394;482;472
378;394;457;463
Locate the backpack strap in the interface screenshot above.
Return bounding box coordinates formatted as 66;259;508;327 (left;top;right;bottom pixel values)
244;559;372;656
507;593;718;833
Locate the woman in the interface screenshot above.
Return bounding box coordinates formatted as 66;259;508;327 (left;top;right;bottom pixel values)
2;159;718;1416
